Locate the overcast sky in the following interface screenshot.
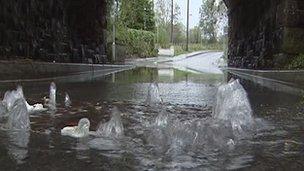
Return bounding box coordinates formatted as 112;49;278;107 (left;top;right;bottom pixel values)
176;0;202;29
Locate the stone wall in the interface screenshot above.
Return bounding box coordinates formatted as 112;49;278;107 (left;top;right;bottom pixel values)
0;0;107;63
225;0;304;69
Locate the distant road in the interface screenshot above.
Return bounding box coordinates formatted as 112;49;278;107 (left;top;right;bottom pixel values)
172;52;224;74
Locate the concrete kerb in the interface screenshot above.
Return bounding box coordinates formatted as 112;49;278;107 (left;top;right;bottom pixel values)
0;60;135;82
157;50;212;64
225;67;304;88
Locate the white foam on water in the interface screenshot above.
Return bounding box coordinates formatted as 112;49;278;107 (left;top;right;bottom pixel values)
61;118;90;138
26;103;47;114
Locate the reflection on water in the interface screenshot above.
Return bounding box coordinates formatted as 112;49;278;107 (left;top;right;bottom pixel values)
7;130;29;164
0;67;302;170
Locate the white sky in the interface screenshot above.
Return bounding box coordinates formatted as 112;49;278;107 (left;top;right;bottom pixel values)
154;0;226;32
176;0;203;29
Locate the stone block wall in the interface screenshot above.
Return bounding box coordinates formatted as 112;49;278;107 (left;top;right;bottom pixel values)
0;0;107;63
225;0;304;69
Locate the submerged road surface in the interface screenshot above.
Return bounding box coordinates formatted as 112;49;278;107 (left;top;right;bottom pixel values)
0;51;303;170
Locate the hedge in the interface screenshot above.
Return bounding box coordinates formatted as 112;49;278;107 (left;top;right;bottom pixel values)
117;28;157;58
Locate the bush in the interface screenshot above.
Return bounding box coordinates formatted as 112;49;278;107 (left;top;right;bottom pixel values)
174;43;224;56
287;54;304;70
117;28;157;58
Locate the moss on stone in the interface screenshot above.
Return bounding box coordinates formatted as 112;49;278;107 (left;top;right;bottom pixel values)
282;27;304;54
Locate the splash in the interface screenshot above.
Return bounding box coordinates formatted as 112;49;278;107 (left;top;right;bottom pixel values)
191;118;235;149
94;107;124;138
2;86;24;111
61;118;90;138
45;82;56;110
154;109;171;128
65;92;72;107
0;86;31;130
213;79;254;136
88;107;124;151
146;82;163;107
166;120;197;155
145;79;254;155
7;99;30;131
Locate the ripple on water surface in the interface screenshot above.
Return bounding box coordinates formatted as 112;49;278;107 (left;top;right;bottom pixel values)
0;67;303;170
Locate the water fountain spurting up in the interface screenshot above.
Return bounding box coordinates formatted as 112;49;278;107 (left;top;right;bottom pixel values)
7;99;30;131
146;82;163;107
45;82;56;110
2;86;24;112
94;107;124;138
88;107;125;151
0;87;31;163
154;109;171;128
213;79;254;136
145;79;255;155
65;92;72;107
146;82;171;127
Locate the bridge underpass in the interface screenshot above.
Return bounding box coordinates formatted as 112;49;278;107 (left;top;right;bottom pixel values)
1;0;304;70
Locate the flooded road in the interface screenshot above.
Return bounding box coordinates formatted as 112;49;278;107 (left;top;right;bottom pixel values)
0;52;303;170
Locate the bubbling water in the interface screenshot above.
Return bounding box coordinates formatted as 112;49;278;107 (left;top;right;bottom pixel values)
145;79;255;155
154;109;171;128
65;92;72;107
45;82;56;110
0;86;31;130
2;86;24;111
213;79;254;137
7;98;30;131
88;107;125;151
